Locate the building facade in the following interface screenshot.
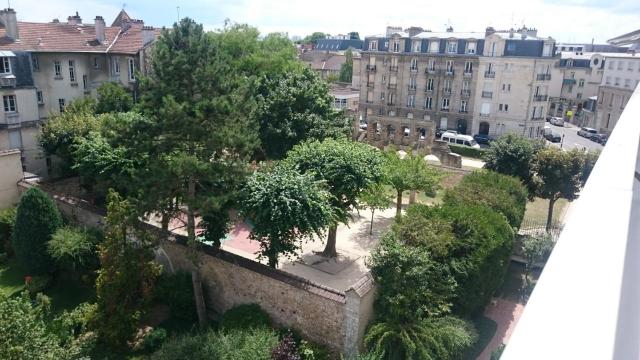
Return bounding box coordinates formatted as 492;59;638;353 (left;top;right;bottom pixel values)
0;8;157;175
357;26;556;148
594;54;640;133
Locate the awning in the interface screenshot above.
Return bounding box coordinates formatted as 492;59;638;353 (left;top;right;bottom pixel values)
0;51;16;57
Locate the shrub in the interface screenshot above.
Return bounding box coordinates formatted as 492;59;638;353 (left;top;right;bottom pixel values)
449;144;486;159
153;271;197;323
271;332;301;360
47;226;102;273
12;188;63;274
141;327;168;352
49;302;97;342
483;133;542;192
402;204;514;316
444;170;528;229
220;303;271;332
298;339;329;360
0;207;16;255
25;274;52;294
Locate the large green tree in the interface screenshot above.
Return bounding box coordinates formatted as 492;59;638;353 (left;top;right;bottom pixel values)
239;165;334;267
284;139;383;257
254;67;350;159
339;48;353;83
12;187;63;274
136;18;259;326
483;134;544;193
534;147;585;231
302;32;327;44
95;82;134;114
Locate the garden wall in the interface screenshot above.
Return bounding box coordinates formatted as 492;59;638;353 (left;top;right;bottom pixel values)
17;179;376;357
0;150;23;208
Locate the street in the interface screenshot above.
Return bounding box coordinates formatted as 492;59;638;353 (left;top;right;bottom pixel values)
545;121;604;151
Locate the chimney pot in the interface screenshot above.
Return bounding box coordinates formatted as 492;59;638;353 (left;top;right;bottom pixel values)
142;25;156;46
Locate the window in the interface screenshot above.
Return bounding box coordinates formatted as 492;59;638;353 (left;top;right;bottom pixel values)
410;58;418;70
608;60;614;70
481;102;490;115
428;59;436;71
543;43;552;56
609;94;614;106
0;57;11;74
490;43;497;56
407;95;415;107
462;80;470;91
502;83;506;91
567;60;573;68
628;61;634;71
112;57;120;75
446;60;453;73
570;71;575;79
58;98;65;113
577;93;582;99
430;40;439;53
606;76;611;85
94;57;100;69
68;60;76;82
506;42;516;52
83;75;88;90
369;40;378;51
464;61;472;73
128;58;135;81
441;98;450;109
31;56;39;71
447;41;457;53
3;95;16;112
466;41;476;54
624;79;631;88
425;97;432;109
460;100;467;112
36;90;43;104
54;60;62;77
617;61;623;70
412;40;421;52
8;129;21;149
578;79;585;87
614;77;620;86
444;79;452;91
392;41;400;53
427;78;434;91
499;104;503;111
505;104;509;112
606;113;611;128
380;92;385;101
508;84;511;91
382;75;386;84
409;77;417;90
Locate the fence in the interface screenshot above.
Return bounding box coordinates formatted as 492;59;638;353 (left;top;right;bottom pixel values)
518;217;564;241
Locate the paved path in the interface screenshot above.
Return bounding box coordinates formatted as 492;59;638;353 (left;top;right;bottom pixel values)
478;298;525;360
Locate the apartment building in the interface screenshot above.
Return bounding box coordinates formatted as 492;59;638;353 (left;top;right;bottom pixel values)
358;26;556;148
0;8;157;175
594;54;640;133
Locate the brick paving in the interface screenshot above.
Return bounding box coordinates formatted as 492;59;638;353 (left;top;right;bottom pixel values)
478;298;525;360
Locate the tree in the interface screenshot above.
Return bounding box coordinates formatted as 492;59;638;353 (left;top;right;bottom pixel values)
136;18;259;326
93;190;161;349
383;150;441;217
534;148;584;231
348;32;360;40
339;48;353;83
284;139;383;257
302;32;326;44
12;187;62;274
580;149;600;186
95;82;133;114
239;165;334;267
521;233;554;290
358;183;391;235
254;67;350;159
483;134;543;194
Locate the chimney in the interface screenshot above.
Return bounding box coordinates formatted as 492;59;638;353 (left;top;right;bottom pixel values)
446;26;454;33
0;8;18;40
385;26;402;37
94;16;105;43
67;11;82;25
142;26;155;46
51;18;60;23
485;27;495;37
405;26;424;37
509;28;514;38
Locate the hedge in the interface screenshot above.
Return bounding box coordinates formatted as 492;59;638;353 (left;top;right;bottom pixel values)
448;144;486;159
444;170;528;229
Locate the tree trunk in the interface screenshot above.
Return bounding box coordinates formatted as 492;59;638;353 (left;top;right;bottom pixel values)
161;212;169;242
370;209;375;235
396;190;403;218
546;197;556;232
409;190;416;204
187;177;207;328
321;226;338;258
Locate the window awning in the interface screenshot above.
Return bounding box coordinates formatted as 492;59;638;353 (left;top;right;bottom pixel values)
0;51;16;57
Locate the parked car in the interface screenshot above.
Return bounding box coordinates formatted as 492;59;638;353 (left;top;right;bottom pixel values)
578;127;598;138
441;131;481;148
549;117;564;126
590;133;607;144
473;134;494;145
544;130;561;143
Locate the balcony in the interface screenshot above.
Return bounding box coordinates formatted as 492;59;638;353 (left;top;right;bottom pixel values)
484;71;496;78
410;67;418;73
425;68;438;75
479;112;490;118
482;91;493;99
389;65;398;72
440;108;450;112
563;78;577;86
461;89;471;97
458;109;468;114
386;102;396;106
443;88;452;96
444;70;455;77
425;87;434;93
536;73;551;81
0;75;16;88
365;64;376;72
408;86;417;92
387;83;397;89
534;94;548;102
463;71;473;78
503;86;640;359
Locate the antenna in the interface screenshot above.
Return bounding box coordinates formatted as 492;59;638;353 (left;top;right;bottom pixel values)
176;6;180;20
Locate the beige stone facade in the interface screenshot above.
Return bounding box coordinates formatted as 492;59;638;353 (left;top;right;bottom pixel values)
0;149;22;208
593;54;640;133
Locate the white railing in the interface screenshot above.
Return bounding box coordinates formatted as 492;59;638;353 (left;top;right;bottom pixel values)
503;87;640;359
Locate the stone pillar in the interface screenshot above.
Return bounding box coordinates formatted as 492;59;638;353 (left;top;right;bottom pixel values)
342;274;376;358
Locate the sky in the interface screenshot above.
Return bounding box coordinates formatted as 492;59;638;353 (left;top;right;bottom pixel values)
12;0;640;43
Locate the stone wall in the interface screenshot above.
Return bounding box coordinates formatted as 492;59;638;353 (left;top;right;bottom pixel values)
0;150;23;208
18;180;375;357
430;140;462;168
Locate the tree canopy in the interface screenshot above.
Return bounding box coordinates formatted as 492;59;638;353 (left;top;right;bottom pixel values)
339;49;353;83
483;134;543;194
96;82;133;114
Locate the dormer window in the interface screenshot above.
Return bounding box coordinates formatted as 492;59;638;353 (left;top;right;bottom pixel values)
0;57;11;74
392;40;400;53
369;40;378;51
466;41;476;54
430;40;439;53
447;41;458;53
412;40;421;52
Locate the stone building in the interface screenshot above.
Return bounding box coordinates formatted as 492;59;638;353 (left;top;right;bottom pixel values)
0;8;158;176
358;25;556;149
594;53;640;134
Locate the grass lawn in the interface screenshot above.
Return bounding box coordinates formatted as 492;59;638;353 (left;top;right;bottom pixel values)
523;197;569;225
465;316;498;360
382;185;445;206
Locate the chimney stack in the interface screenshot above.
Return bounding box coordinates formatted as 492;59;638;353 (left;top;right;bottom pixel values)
446;26;454;33
485;27;495;37
67;11;82;25
142;26;155;46
0;8;18;40
509;28;514;38
94;16;105;43
385;26;402;37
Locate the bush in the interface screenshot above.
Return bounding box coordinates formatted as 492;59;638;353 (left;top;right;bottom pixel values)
220;303;271;332
449;144;486;159
0;207;16;255
151;327;279;360
12;188;63;274
403;204;514;316
154;271;197;323
25;274;52;294
271;332;301;360
47;226;102;273
141;327;168;352
444;170;528;229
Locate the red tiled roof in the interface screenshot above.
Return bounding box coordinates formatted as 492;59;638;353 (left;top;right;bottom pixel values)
0;20;159;55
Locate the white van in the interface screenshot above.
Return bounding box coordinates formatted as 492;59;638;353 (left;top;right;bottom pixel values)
441;131;481;148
